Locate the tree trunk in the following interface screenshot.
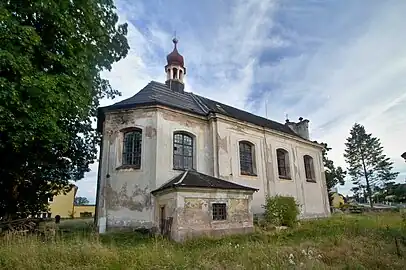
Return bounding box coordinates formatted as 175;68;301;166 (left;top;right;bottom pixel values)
362;158;373;208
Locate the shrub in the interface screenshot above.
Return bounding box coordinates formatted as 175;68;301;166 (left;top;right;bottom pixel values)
339;203;351;211
262;195;300;227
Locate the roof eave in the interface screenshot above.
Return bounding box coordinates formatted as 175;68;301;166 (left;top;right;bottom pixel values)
98;101;207;118
151;185;258;195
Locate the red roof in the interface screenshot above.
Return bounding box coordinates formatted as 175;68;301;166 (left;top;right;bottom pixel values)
166;38;184;67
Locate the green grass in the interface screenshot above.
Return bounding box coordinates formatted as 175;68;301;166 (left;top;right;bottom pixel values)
1;213;405;269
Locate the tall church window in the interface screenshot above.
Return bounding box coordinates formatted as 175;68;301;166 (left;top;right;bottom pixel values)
173;68;178;79
239;141;256;175
277;148;291;179
122;128;142;168
304;155;316;182
173;132;194;170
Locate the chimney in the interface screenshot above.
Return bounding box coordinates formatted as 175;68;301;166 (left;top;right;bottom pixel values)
286;117;310;140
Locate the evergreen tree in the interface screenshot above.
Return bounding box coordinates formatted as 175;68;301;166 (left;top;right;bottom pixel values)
344;123;398;207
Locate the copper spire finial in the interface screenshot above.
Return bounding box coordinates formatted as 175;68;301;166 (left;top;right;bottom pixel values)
172;31;178;47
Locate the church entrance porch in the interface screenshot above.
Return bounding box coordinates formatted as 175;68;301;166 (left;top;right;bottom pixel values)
151;170;257;242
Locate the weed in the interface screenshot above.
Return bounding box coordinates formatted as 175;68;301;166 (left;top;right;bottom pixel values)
0;213;405;269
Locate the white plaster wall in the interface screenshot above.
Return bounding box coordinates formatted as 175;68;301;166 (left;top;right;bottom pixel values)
174;189;254;241
215;117;330;218
100;109;158;229
154;191;178;238
155;108;213;187
216;120;267;214
98;105;330;233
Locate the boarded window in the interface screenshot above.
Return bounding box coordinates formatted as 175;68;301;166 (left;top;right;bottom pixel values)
212;203;227;220
173;132;194;170
304;155;316;182
277;148;291;179
122;129;142;168
239;141;255;175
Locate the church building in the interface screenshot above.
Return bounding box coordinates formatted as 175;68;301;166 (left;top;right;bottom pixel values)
95;38;330;241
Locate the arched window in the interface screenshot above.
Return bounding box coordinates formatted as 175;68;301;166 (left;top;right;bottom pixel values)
304;155;315;182
173;132;194;170
239;141;256;175
122;128;142;168
276;148;291;179
173;68;178;79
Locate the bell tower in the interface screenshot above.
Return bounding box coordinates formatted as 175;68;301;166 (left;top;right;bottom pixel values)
165;37;186;92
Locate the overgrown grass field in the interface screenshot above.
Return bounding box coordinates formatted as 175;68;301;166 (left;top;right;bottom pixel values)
0;213;405;269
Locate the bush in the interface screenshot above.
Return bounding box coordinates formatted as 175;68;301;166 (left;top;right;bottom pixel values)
262;195;300;227
339;203;351;211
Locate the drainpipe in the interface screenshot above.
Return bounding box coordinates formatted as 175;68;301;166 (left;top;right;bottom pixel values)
262;127;270;197
94;136;104;228
210;113;219;178
98;133;111;234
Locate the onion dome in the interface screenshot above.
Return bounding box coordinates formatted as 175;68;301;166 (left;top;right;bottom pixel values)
166;38;184;67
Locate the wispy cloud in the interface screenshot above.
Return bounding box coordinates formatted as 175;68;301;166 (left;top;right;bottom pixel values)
255;0;406;193
76;0;406;201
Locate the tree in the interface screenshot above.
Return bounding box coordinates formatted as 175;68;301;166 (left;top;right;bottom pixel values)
372;182;406;204
321;143;346;192
320;143;346;205
0;1;129;219
74;196;90;206
344;123;399;208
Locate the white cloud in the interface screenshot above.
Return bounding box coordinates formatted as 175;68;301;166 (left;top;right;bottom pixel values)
76;0;406;200
258;1;406;194
77;0;281;201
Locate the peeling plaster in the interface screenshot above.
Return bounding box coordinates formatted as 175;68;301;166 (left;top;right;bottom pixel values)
217;134;228;153
97;105;330;235
160;110;203;128
145;126;157;138
172;194;254;242
227;124;247;134
105;182;152;211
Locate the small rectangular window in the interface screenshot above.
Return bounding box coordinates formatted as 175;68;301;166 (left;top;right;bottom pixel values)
212;203;227;220
80;212;93;218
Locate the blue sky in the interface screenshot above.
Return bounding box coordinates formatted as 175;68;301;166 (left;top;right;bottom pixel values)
77;0;406;203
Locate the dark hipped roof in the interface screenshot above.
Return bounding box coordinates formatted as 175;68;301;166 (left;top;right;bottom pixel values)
151;170;258;194
98;81;302;138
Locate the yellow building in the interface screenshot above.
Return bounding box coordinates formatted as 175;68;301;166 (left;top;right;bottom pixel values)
36;185;96;219
73;205;96;218
331;192;345;208
48;185;77;218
